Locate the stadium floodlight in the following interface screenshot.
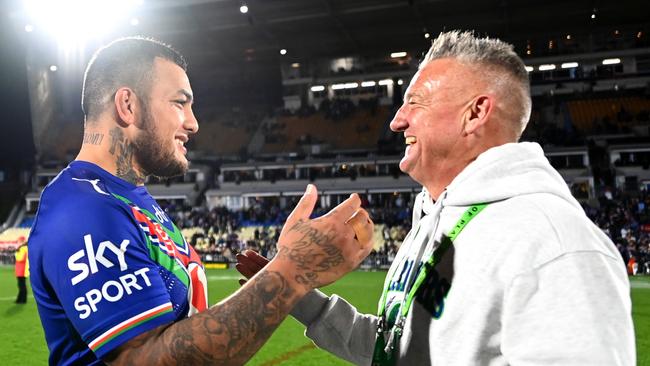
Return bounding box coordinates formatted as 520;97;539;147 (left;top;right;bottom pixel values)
23;0;140;45
344;82;359;89
561;62;579;69
602;58;621;65
361;81;376;87
279;48;287;55
240;5;248;14
331;83;346;90
424;33;430;39
538;64;556;71
378;79;393;86
525;66;534;72
397;79;404;85
391;51;407;58
310;85;325;92
49;65;58;72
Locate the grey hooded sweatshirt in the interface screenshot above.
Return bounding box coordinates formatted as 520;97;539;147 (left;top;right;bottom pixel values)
291;142;635;365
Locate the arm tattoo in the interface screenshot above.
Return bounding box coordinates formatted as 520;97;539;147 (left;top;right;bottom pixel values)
106;270;300;365
108;127;145;185
277;219;344;288
83;132;104;145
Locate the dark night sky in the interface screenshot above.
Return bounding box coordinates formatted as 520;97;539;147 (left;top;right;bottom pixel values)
0;0;35;168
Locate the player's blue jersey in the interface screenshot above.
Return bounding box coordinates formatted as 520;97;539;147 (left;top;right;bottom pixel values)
29;161;208;365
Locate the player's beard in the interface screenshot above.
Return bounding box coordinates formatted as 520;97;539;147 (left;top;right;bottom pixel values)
132;102;188;179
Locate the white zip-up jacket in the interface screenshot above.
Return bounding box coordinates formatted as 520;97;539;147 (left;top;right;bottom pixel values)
291;142;635;365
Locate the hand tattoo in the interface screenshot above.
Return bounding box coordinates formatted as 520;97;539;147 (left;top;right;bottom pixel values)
108;127;145;185
277;219;345;288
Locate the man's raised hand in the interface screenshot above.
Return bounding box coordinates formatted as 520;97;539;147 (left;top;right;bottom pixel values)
250;184;373;291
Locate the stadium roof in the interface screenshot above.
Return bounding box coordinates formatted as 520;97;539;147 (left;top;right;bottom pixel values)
4;0;648;79
142;0;648;68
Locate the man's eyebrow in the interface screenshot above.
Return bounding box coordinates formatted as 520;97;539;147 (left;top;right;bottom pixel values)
176;89;193;102
408;89;425;98
403;91;420;102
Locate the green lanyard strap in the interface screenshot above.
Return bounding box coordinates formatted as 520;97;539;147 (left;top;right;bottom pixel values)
372;203;488;366
401;203;486;316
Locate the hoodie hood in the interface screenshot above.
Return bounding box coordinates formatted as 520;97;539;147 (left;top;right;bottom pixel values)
429;142;582;210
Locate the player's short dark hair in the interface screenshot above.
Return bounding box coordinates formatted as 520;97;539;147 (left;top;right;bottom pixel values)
81;36;187;122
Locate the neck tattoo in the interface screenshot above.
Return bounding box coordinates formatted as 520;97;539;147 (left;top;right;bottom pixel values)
108;127;146;185
82;132;104;146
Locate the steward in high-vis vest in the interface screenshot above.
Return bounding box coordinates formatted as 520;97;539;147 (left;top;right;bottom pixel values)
15;236;29;304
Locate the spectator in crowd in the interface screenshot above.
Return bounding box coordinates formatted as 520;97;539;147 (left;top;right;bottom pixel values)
586;186;650;274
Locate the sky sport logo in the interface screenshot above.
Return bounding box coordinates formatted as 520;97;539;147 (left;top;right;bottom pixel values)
68;234;129;285
67;234;153;319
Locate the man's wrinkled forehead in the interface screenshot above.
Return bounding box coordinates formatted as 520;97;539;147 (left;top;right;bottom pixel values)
411;59;475;95
405;64;446;97
410;75;441;94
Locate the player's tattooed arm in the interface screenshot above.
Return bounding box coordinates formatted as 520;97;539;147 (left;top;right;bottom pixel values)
105;268;305;366
108;127;146;186
104;186;373;365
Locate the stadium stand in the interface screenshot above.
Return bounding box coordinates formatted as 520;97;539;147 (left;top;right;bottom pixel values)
260;103;389;154
568;96;650;133
161;192;412;269
191;108;264;157
0;227;31;263
153;187;649;274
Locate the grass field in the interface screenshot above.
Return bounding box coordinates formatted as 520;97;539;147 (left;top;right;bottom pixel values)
0;266;648;365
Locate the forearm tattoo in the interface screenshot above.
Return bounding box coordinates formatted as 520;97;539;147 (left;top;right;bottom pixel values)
107;270;298;365
108;127;145;185
277;219;345;288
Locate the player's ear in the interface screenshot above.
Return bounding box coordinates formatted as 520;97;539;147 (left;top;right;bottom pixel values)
114;88;139;127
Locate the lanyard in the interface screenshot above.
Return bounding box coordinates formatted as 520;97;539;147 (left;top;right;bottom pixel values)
372;203;488;366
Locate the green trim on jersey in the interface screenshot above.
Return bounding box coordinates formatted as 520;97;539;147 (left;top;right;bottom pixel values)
111;193;190;288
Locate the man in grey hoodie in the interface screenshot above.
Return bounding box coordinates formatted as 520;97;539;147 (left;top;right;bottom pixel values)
237;30;635;365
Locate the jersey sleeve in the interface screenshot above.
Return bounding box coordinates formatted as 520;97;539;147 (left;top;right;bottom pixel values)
41;194;181;359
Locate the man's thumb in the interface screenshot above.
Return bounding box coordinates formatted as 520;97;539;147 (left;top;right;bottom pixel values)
287;184;318;222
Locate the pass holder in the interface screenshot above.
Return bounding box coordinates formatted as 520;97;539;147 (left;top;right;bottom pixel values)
371;203;488;366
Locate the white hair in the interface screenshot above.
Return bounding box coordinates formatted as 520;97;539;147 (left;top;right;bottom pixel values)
421;30;532;137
